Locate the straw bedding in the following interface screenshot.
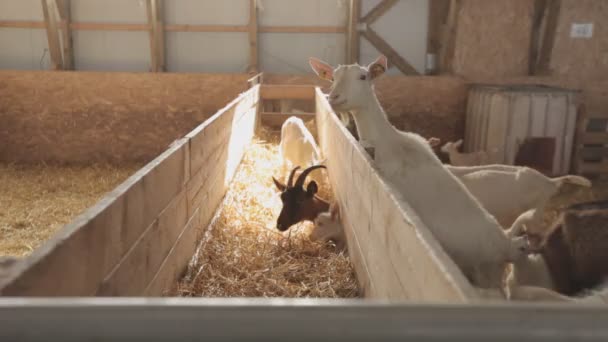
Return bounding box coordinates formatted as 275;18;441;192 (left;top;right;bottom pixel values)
0;163;141;257
173;128;360;298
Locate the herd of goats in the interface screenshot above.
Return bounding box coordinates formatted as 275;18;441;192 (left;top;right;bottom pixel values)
269;54;608;304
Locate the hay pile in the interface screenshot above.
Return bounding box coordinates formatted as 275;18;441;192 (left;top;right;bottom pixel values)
0;163;141;257
173;129;359;298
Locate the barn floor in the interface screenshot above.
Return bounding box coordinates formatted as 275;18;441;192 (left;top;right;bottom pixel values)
173;129;360;298
0;163;141;257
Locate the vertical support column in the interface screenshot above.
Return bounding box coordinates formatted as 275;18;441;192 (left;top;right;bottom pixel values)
56;0;73;70
536;0;561;75
345;0;361;64
156;0;166;71
426;0;449;75
440;0;460;74
41;0;63;70
248;0;259;73
146;0;164;72
528;0;547;75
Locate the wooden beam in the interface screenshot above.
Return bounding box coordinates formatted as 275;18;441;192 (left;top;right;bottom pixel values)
528;0;547;75
71;22;150;31
260;26;345;33
427;0;450;74
260;85;315;100
536;0;562;75
0;21;346;34
362;27;420;75
345;0;361;64
261;112;316;127
56;0;73;70
361;0;398;25
146;0;160;72
40;0;63;70
156;0;166;71
439;0;461;73
0;20;45;28
248;0;259;73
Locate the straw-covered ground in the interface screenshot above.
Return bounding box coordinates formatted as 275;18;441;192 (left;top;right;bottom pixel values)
0;163;141;257
173;128;360;298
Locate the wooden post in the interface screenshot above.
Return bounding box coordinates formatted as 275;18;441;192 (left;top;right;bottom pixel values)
426;0;450;74
55;0;73;70
41;0;63;70
248;0;259;73
156;0;166;71
345;0;361;64
146;0;164;72
359;0;419;75
440;0;460;74
536;0;562;75
528;0;547;75
362;27;419;75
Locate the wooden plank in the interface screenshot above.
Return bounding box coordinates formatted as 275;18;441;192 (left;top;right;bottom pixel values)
248;0;259;73
186;85;259;176
96;190;188;296
156;0;166;71
259;26;346;33
261;112;315;127
0;139;189;296
528;0;548;75
6;300;608;341
345;0;361;64
362;27;420;75
440;0;460;73
578;161;608;175
260;85;315;100
146;0;159;72
0;21;346;33
41;0;63;70
536;0;562;74
0;20;45;28
56;0;73;69
143;209;201;296
70;22;149;31
582;132;608;144
360;0;398;25
427;0;450;74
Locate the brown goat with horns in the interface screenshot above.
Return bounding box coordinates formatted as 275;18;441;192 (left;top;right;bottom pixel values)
272;165;329;231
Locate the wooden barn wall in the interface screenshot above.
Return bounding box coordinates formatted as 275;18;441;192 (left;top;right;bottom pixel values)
451;0;533;79
315;88;476;302
265;74;468;143
451;0;607;114
0;86;259;296
0;71;250;164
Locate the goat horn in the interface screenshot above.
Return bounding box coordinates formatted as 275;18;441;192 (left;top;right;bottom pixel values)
295;165;327;188
287;166;300;187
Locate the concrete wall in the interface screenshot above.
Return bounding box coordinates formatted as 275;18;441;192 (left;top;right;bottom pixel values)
0;0;430;74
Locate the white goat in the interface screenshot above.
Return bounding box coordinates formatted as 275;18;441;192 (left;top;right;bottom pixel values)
279;116;322;178
311;205;347;251
457;167;591;228
441;139;502;166
309;55;530;290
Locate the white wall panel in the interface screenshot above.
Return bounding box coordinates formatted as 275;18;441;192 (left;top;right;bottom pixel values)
0;0;429;74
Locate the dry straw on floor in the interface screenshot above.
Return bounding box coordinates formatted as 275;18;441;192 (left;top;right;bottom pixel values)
0;163;141;257
173;128;359;298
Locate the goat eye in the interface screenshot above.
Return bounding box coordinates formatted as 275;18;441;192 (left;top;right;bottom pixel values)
359;74;367;80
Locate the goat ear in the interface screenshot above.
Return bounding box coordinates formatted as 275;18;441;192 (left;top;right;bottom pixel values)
309;57;334;81
272;177;287;192
368;55;388;80
454;139;463;149
306;181;319;197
